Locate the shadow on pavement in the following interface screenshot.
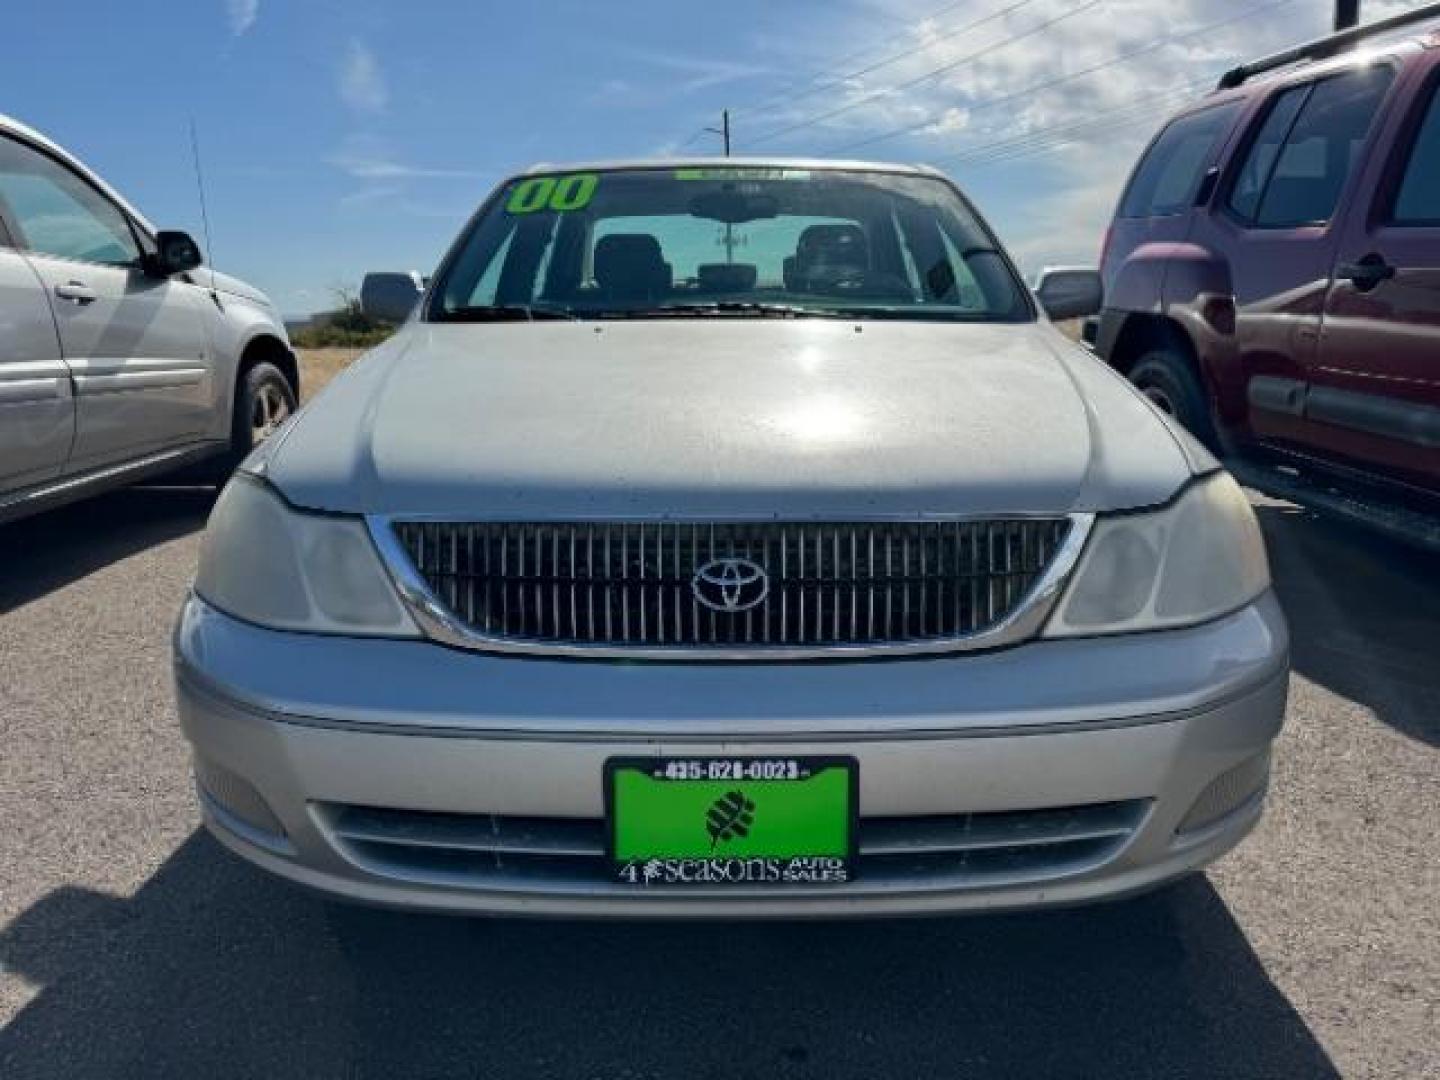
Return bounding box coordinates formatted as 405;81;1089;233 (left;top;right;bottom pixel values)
0;486;215;615
1;831;1337;1079
1254;500;1440;746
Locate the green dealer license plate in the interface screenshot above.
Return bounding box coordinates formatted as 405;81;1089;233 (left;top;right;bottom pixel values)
606;757;857;886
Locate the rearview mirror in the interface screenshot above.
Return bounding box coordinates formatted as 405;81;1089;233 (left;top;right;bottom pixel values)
149;230;203;276
361;271;425;323
689;190;779;225
1034;266;1102;322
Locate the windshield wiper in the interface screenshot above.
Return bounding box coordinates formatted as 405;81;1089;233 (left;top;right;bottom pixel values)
625;301;852;320
818;306;996;322
623;301;994;323
434;304;581;323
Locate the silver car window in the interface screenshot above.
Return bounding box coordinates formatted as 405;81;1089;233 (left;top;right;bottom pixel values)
0;135;140;267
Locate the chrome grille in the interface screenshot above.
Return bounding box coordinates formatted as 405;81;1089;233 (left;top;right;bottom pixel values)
320;800;1149;894
389;519;1072;653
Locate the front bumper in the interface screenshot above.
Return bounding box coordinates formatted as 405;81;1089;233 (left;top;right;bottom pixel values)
174;592;1289;917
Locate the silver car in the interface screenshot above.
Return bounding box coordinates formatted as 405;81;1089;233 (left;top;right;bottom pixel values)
0;114;296;523
175;160;1287;917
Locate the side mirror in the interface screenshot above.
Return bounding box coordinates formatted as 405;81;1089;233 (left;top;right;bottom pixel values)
1034;266;1103;322
150;230;204;276
361;271;425;323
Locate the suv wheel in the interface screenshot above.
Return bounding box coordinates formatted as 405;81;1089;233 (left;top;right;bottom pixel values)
230;362;297;466
1129;349;1218;450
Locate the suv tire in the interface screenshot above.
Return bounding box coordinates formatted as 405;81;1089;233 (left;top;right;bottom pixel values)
226;361;297;472
1130;349;1218;450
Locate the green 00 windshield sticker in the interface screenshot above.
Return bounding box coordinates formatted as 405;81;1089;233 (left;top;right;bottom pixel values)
505;173;598;214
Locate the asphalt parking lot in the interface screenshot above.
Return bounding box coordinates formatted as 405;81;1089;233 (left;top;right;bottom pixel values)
0;483;1435;1079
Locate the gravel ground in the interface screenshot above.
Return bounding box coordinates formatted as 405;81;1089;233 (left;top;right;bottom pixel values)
0;484;1435;1079
295;347;366;401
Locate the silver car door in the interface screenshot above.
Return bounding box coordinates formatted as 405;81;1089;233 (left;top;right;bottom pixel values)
0;133;210;474
0;227;72;496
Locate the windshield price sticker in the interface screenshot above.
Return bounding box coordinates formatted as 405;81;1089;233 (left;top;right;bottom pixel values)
505;173;598;214
606;756;857;888
674;167;810;181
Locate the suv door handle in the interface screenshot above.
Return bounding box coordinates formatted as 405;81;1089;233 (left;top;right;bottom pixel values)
54;281;98;304
1336;254;1396;292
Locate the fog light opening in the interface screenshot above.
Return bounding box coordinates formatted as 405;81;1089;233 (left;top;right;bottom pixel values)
1177;752;1271;834
194;757;288;842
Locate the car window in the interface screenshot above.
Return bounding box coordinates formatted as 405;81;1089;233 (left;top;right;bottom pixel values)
1392;78;1440;225
1228;86;1310;221
434;167;1032;323
1229;67;1394;228
1119;103;1241;219
0;135;140;266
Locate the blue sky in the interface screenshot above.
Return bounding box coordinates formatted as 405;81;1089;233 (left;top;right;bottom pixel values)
2;0;1392;315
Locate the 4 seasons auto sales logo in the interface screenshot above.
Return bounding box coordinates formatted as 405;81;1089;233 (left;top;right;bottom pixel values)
706;790;757;849
617;857;849;886
615;788;849;885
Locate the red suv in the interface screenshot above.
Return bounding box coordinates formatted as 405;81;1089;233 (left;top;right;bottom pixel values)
1096;10;1440;516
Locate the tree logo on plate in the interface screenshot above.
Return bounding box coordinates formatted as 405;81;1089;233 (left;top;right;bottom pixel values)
706;790;756;849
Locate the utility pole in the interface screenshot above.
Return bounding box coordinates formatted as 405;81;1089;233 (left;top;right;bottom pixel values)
705;109;735;261
1335;0;1360;31
706;110;732;157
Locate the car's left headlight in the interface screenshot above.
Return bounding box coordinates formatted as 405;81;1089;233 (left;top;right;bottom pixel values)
1045;471;1270;637
195;474;420;637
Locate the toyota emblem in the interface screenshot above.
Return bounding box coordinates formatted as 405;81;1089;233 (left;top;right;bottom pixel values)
691;557;769;613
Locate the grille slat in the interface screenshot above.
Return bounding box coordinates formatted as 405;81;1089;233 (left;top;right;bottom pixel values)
321;799;1148;894
393;519;1070;653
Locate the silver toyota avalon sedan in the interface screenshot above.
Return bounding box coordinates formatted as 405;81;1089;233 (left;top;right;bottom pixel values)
174;160;1288;916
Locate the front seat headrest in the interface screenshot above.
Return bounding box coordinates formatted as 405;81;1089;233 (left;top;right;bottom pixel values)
697;263;758;293
795;223;869;275
594;234;671;301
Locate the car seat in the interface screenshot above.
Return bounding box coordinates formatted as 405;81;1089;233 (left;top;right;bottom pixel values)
594;234;672;302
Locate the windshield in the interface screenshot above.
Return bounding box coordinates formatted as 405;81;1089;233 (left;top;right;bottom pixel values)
429;166;1032;323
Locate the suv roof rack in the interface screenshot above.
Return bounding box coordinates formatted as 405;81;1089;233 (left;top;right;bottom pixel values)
1217;1;1440;90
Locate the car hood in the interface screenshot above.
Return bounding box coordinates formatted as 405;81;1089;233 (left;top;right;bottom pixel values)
264;320;1196;518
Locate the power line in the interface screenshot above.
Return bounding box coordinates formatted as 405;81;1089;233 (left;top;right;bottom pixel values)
788;0;1013;80
947;88;1207;166
930;75;1218;169
827;0;1300;155
745;0;1106;148
732;0;1039;118
668;0;1005;155
676;126;713;150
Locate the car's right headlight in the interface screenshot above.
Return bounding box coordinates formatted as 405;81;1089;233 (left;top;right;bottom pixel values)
194;475;419;637
1045;471;1270;637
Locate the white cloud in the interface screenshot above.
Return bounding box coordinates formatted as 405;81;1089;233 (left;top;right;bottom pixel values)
339;39;388;114
722;0;1355;266
337;185;403;210
926;107;969;136
328;135;488;186
617;47;772;95
222;0;258;37
331;155;480;180
330;154;484;181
